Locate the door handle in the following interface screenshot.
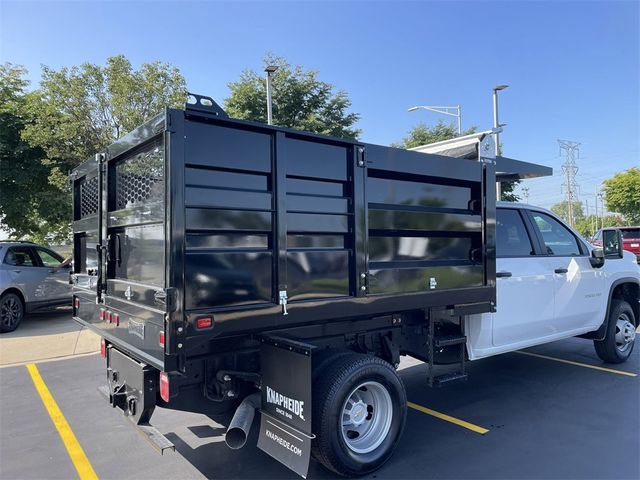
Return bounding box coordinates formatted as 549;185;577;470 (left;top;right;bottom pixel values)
12;270;21;274
554;268;568;274
496;271;512;278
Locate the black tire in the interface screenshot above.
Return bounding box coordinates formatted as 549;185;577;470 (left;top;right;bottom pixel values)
311;353;407;477
594;299;636;364
0;292;25;333
312;348;352;382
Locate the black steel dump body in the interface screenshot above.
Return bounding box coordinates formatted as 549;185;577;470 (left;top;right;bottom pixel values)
71;98;497;374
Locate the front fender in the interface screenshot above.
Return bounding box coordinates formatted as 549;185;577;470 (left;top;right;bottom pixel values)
579;277;640;341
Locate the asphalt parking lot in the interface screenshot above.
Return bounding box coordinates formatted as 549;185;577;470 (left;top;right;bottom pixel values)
1;315;638;480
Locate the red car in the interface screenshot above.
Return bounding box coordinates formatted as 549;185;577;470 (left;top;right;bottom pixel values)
592;226;640;262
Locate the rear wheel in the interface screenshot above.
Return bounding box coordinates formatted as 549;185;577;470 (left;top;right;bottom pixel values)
312;353;406;477
0;293;24;333
594;300;636;363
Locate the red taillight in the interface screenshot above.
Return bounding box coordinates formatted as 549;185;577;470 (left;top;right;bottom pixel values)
99;308;105;321
105;311;112;323
159;331;165;347
100;338;106;358
74;297;80;310
196;316;213;330
112;313;119;326
159;371;169;402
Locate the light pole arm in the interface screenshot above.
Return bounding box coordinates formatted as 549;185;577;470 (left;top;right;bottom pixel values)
409;106;459;117
408;105;463;135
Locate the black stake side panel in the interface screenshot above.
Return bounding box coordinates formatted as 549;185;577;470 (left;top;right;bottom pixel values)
167;109;495;343
72;107;497;370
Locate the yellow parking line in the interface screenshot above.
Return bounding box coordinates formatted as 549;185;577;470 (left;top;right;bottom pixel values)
407;401;489;435
514;351;638;377
26;363;98;480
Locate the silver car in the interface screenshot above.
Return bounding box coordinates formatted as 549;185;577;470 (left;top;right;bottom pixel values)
0;241;71;332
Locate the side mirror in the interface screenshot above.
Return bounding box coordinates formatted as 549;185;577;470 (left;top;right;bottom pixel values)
589;248;605;268
603;229;624;259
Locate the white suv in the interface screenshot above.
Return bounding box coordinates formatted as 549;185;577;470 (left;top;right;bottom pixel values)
0;241;71;332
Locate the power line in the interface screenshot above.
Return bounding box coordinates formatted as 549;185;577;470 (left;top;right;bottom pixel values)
559;139;580;227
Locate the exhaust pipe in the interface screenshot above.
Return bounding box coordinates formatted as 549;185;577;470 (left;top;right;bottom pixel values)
225;392;261;449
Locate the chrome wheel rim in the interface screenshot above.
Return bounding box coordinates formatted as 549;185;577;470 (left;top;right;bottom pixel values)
615;313;636;354
1;296;22;328
340;381;393;454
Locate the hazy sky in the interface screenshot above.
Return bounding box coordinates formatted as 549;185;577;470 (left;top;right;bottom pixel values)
1;0;638;212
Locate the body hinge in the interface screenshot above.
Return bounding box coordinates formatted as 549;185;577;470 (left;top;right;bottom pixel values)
357;146;366;167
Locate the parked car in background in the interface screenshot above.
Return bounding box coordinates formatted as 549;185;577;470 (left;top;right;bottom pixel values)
0;241;71;332
592;227;640;263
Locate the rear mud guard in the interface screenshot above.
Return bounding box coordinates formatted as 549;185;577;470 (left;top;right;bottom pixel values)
256;335;316;478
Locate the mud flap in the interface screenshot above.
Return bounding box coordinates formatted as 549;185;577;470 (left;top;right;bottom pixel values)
257;336;315;478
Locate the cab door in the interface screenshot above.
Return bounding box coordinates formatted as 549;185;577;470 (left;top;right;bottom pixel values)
491;208;556;347
526;210;605;333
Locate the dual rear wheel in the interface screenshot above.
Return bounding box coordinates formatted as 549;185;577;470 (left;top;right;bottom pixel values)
311;352;407;477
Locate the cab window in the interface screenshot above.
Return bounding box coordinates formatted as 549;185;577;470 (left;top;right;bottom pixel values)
531;212;582;256
496;209;535;257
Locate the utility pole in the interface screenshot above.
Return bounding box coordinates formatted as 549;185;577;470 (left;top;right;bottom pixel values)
598;191;605;228
559;139;580;228
522;186;530;204
594;193;599;231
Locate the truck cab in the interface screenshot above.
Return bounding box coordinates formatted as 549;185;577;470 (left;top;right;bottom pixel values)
467;202;639;362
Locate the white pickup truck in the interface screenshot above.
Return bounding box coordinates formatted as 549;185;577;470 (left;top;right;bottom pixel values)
468;202;639;364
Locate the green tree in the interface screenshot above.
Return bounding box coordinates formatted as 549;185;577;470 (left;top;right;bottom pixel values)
16;55;187;241
551;201;585;223
23;55;187;191
225;54;360;139
396;121;519;201
0;63;68;242
602;168;640;224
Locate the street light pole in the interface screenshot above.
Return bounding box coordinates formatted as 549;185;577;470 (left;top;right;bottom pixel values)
408;105;463;135
492;85;508;156
265;65;278;125
492;85;509;201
